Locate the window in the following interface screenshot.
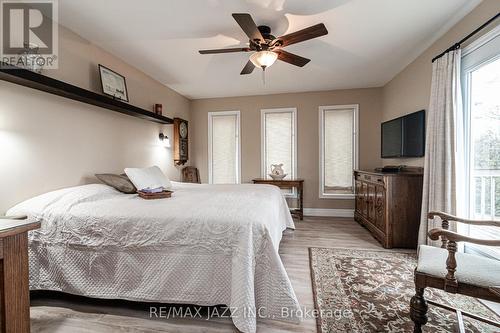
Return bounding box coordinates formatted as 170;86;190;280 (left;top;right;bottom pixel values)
319;105;359;198
208;111;241;184
461;25;500;259
261;108;297;196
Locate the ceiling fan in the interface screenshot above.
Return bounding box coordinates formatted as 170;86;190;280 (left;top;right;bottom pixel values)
199;13;328;75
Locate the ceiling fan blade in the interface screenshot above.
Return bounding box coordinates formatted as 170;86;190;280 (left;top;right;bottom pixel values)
240;60;255;75
232;13;264;42
276;50;310;67
276;23;328;47
199;47;251;54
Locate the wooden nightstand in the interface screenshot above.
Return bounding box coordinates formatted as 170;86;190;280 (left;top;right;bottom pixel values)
0;217;40;333
252;179;304;220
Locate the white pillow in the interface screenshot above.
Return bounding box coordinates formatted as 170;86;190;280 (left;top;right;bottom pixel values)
124;166;172;191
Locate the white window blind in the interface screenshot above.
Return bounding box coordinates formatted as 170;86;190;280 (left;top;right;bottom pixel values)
208;111;240;184
320;105;358;198
261;108;296;179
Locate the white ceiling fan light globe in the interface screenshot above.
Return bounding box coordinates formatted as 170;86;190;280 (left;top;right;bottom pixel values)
250;51;278;69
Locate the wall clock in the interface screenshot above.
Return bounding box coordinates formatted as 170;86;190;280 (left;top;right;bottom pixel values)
173;118;188;165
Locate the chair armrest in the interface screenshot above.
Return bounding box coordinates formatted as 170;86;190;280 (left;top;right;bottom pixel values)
0;215;27;220
428;211;500;227
428;228;500;246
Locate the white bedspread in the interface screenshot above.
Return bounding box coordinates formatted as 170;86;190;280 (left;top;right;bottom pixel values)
7;182;300;333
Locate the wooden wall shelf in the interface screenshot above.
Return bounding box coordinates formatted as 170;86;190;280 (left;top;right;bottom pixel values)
0;62;173;125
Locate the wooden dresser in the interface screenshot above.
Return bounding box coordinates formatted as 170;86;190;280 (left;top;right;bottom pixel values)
354;169;423;249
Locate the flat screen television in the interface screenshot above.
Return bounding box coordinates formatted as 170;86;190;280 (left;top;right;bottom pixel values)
381;110;425;158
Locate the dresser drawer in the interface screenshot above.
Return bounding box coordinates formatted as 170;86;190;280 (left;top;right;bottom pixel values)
355;172;384;185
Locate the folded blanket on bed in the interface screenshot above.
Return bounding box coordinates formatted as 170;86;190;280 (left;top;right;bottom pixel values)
139;187;166;193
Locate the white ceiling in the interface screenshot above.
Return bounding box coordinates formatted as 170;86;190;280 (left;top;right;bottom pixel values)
58;0;481;99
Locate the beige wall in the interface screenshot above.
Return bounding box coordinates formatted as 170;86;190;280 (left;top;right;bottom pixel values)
190;1;500;211
3;1;498;214
190;89;383;210
382;0;500;167
0;25;190;213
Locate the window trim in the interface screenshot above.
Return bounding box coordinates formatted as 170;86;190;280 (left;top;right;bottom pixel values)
461;24;500;219
207;110;241;184
260;108;298;197
319;104;359;199
462;24;500;58
460;25;500;259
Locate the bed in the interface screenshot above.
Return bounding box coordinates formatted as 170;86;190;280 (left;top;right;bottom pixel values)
7;182;301;333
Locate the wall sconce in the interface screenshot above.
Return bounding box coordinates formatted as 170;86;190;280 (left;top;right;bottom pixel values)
159;132;170;148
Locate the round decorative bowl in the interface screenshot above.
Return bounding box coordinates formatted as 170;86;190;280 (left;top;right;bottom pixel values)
269;174;287;180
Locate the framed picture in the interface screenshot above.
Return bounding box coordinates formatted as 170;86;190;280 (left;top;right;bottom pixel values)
98;64;129;102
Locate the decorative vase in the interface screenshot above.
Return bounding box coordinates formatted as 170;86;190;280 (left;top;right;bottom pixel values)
269;164;287;180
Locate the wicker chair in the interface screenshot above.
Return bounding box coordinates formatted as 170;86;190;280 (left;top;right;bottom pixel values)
410;211;500;333
181;166;200;184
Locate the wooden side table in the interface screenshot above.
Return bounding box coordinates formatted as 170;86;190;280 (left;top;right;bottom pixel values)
252;179;304;220
0;217;40;333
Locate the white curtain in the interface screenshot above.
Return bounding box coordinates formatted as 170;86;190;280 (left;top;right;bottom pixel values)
419;49;464;245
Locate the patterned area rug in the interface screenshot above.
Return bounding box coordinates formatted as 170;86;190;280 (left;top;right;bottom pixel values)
309;247;500;333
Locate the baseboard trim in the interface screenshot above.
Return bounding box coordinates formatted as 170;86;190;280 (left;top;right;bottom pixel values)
303;208;354;218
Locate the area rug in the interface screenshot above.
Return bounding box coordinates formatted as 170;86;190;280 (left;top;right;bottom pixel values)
309;247;500;333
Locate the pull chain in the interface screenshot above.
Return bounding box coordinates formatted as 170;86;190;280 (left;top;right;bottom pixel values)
262;66;266;85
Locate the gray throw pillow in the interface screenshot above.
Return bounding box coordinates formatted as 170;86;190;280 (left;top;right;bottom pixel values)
95;173;137;194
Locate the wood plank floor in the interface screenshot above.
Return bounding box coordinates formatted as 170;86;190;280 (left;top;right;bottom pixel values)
30;217;385;333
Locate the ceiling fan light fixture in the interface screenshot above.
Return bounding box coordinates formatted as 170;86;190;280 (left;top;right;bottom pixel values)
249;51;278;69
199;14;327;75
